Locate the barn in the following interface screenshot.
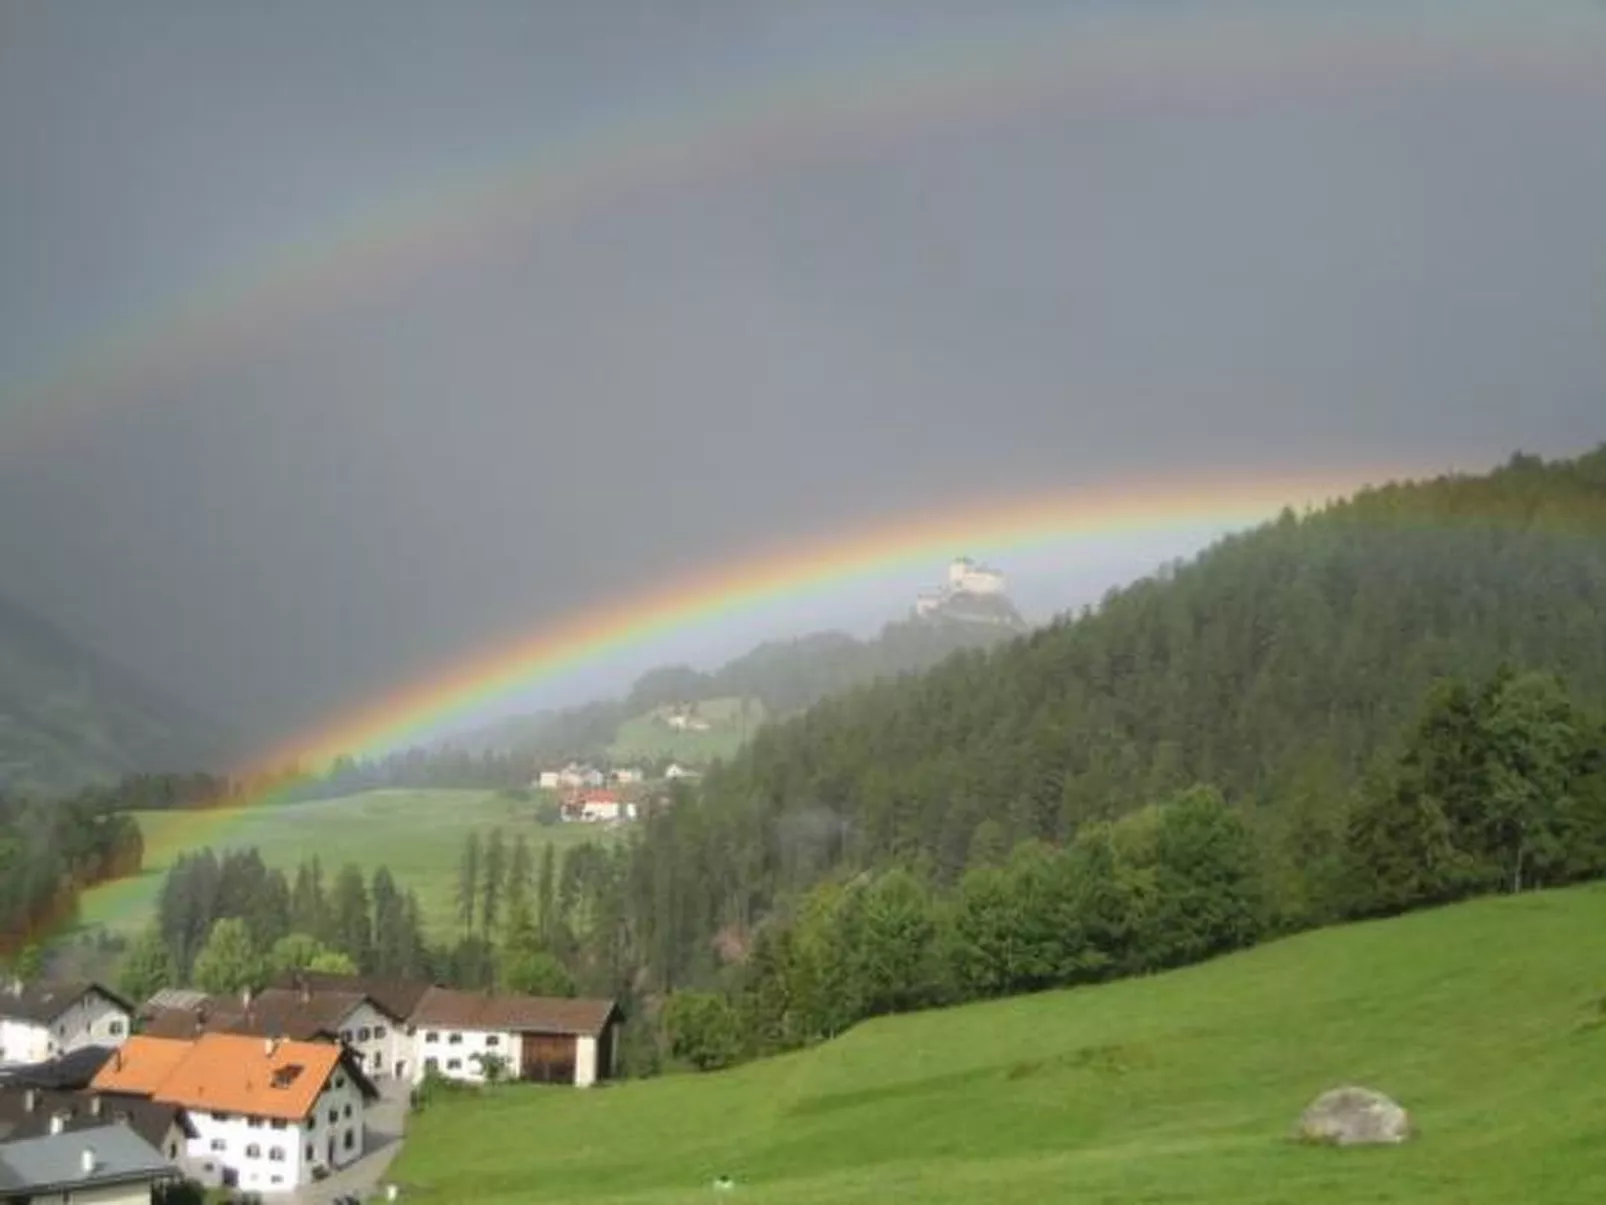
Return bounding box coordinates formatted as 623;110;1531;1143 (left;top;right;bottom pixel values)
407;988;620;1087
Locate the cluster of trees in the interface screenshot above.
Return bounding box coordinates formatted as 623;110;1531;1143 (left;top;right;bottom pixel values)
0;792;143;962
120;847;430;1002
663;666;1606;1070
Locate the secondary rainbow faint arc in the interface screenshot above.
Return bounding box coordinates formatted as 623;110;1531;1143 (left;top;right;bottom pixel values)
248;467;1401;776
4;7;1604;456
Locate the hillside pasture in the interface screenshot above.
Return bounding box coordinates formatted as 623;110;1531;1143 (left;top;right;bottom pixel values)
393;883;1606;1204
607;695;765;766
76;788;610;942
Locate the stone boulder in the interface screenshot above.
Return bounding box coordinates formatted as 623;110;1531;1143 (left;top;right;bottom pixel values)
1297;1085;1413;1146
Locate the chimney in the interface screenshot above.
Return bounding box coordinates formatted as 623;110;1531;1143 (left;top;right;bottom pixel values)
80;1147;96;1176
89;1094;103;1117
23;1088;37;1113
50;1111;69;1135
113;1049;124;1072
6;977;21;997
300;982;311;1006
264;1037;278;1058
241;986;253;1012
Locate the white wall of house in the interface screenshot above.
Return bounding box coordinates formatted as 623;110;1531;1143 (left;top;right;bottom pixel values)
575;1036;598;1088
333;999;400;1080
413;1026;518;1084
183;1067;365;1195
0;993;129;1065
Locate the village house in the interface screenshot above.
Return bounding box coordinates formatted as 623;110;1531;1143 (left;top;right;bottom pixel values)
572;789;637;824
608;767;644;785
407;987;619;1087
0;983;133;1068
0;1122;177;1205
91;1033;377;1196
663;762;700;781
0;1085;194;1163
142;980;416;1081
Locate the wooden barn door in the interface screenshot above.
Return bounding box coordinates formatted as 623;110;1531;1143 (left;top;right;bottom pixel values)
520;1032;576;1084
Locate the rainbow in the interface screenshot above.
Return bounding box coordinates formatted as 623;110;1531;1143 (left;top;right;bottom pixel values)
4;5;1604;457
254;466;1405;773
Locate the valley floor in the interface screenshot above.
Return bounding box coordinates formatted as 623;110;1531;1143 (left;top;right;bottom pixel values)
392;883;1606;1203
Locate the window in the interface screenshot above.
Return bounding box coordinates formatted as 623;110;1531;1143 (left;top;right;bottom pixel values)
447;1032;463;1045
342;1104;352;1119
424;1057;438;1072
374;1026;387;1039
272;1175;283;1185
247;1118;263;1129
246;1144;261;1159
213;1113;232;1123
327;1109;338;1125
168;1143;178;1159
269;1147;285;1162
446;1058;461;1071
108;1019;125;1035
333;1073;345;1090
270;1119;286;1130
341;1029;353;1043
485;1035;500;1048
210;1139;226;1153
344;1131;355;1151
357;1027;371;1041
424;1031;439;1044
305;1145;314;1161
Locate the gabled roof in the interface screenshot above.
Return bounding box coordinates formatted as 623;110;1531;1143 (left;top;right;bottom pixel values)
95;1033;375;1123
267;970;429;1022
0;1046;116;1091
89;1038;194;1098
140;988;365;1043
0;1087;196;1149
0;981;133;1026
409;987;617;1037
0;1122;174;1195
139;988;209;1018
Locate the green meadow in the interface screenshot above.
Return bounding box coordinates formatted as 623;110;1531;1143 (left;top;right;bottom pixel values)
76;788;608;942
392;883;1606;1204
607;695;766;766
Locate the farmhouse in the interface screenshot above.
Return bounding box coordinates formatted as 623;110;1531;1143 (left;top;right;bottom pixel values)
573;789;636;823
91;1033;377;1196
143;983;412;1081
0;1122;177;1205
0;982;133;1068
409;987;619;1087
0;1086;194;1163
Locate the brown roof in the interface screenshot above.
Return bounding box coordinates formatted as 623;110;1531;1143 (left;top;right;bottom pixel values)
266;971;428;1023
0;982;133;1026
141;990;363;1043
96;1034;373;1123
408;987;617;1036
0;1087;195;1149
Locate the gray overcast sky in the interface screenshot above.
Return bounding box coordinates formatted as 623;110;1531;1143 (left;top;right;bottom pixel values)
1;1;1603;751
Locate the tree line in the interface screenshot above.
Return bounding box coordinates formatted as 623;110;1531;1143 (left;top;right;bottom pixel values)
659;666;1606;1070
0;792;143;964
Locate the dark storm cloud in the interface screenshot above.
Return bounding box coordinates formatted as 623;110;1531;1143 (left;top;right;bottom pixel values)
0;1;1602;748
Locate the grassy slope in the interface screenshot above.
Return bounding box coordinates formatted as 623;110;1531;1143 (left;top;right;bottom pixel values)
607;696;765;766
394;884;1606;1204
76;789;607;942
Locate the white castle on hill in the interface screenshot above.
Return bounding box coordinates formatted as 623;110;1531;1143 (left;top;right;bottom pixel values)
914;557;1008;618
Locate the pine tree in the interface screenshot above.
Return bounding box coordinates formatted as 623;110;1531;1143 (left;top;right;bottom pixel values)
456;832;481;936
481;828;507;936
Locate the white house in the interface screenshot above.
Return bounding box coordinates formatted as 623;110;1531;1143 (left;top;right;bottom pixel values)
664;762;699;781
576;790;637;824
609;767;644;785
0;1122;178;1205
408;987;620;1087
536;769;562;790
0;982;133;1068
92;1033;376;1196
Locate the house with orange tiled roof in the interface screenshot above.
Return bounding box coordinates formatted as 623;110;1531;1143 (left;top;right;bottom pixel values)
91;1032;376;1196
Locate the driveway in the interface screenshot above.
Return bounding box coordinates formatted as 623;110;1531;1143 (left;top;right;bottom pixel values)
292;1077;410;1204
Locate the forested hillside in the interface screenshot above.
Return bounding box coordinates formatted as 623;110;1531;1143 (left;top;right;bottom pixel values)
566;448;1606;1050
0;592;230;795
